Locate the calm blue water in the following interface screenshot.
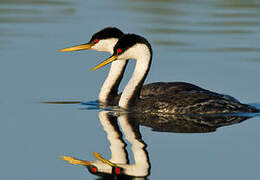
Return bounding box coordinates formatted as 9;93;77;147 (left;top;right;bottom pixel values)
1;0;260;179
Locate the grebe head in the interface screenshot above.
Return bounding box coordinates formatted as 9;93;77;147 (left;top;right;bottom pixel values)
91;34;153;71
59;27;124;54
61;154;124;176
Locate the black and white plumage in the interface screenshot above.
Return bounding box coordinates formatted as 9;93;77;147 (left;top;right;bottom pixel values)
91;34;259;114
59;27;127;103
60;27;175;104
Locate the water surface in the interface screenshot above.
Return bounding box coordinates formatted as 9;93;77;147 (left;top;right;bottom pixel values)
1;0;260;180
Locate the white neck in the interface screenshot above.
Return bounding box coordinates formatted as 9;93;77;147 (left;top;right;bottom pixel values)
119;44;152;109
94;38;128;104
99;60;127;103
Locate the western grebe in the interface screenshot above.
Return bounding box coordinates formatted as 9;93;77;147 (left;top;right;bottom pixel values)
59;27;127;104
91;34;258;114
59;27;207;106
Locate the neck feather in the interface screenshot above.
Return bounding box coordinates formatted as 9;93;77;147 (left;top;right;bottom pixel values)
99;60;127;104
119;44;152;109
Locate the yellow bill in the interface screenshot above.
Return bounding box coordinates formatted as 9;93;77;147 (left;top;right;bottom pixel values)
93;152;117;167
61;156;91;166
59;43;93;52
91;55;118;71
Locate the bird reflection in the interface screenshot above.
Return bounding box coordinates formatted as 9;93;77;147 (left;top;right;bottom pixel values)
62;111;150;179
61;109;253;179
129;113;252;133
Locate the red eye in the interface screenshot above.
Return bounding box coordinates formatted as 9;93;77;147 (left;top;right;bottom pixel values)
94;39;99;43
117;48;122;54
92;167;97;173
115;167;121;175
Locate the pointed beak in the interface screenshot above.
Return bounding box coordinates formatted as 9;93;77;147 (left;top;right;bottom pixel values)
93;152;117;167
91;55;118;71
61;156;92;166
59;43;93;52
